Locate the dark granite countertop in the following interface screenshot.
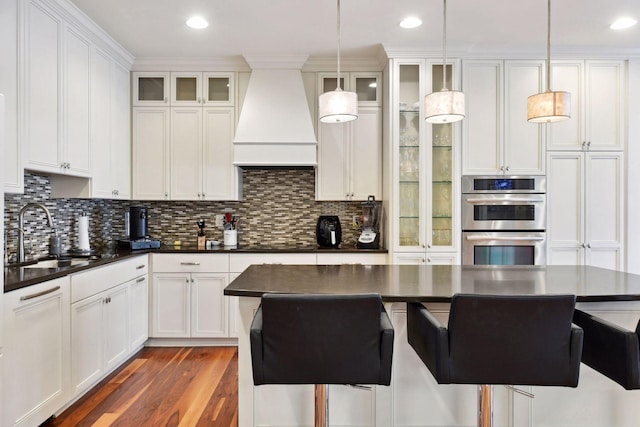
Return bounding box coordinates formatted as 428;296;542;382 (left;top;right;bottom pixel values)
224;264;640;303
4;244;387;293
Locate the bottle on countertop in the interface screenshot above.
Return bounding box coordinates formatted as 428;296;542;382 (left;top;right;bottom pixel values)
197;219;206;249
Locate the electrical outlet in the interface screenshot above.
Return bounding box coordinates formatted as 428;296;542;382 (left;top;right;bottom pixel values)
352;215;359;228
215;214;224;227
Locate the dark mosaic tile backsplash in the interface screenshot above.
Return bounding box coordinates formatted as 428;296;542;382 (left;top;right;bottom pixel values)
4;170;374;262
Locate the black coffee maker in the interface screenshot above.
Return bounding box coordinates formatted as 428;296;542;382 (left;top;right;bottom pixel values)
130;206;148;240
316;216;342;248
118;206;161;249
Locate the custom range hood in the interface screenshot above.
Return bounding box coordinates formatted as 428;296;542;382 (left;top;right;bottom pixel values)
233;55;317;167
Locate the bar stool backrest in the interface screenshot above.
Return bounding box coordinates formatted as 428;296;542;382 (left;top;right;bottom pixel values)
251;293;392;385
447;294;580;386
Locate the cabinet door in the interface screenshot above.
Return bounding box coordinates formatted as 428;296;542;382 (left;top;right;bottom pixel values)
104;283;129;370
548;61;583;150
111;61;132;199
203;72;234;106
504;60;545;174
170;107;202;200
24;1;61;173
71;292;104;396
586;61;624;151
546;153;584;265
585;152;623;270
90;48;114;198
350;72;381;107
132;72;170;106
63;26;91;176
3;277;70;427
316;121;349;200
228;273;240;338
426;253;459;265
350;107;382;200
171;71;202;106
151;273;190;337
191;273;228;338
462;60;503;174
202;107;238;200
129;276;149;349
132;107;170;200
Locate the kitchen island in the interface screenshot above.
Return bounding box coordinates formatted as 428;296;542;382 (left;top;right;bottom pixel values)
225;264;640;427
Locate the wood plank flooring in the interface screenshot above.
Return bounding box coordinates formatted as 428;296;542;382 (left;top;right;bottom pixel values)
42;346;238;427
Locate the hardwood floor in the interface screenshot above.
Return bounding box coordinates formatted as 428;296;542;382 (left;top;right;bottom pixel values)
42;346;238;427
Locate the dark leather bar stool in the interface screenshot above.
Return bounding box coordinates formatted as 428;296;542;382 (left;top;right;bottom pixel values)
573;309;640;390
407;294;583;427
250;293;394;427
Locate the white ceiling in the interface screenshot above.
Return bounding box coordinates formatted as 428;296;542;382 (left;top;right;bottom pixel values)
69;0;640;60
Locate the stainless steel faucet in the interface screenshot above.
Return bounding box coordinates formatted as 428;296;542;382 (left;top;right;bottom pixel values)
18;203;55;263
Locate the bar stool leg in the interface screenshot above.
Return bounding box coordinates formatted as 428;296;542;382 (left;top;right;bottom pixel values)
315;384;329;427
478;384;493;427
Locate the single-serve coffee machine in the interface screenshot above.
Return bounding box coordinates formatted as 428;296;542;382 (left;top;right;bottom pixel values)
118;206;161;249
357;195;381;249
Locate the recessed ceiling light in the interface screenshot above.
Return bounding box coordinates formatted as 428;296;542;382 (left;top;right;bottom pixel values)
609;17;637;30
400;17;422;29
186;16;209;29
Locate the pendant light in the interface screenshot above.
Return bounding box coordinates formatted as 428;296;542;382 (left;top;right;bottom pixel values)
319;0;358;123
527;0;570;122
424;0;465;124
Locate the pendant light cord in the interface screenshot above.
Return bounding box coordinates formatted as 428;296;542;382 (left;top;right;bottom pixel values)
337;0;342;91
546;0;551;92
442;0;448;91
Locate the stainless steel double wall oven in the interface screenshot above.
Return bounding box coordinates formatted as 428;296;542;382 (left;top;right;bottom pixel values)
461;176;547;265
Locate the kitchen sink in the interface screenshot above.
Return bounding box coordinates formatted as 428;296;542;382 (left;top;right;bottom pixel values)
23;258;90;269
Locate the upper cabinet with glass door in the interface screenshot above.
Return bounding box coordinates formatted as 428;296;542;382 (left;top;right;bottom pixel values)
319;72;381;106
132;72;170;106
132;72;234;107
393;59;459;255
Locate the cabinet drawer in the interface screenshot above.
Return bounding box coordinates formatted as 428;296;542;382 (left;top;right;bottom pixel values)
152;253;229;273
316;253;387;265
71;255;149;303
229;253;316;273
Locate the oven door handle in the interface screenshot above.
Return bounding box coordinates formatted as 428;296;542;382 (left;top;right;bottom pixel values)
466;236;546;242
465;198;545;204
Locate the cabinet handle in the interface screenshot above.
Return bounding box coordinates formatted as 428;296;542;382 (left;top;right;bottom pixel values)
136;277;146;283
582;141;586;150
20;285;61;301
427;243;432;249
165;193;168;199
505;166;510;172
201;193;205;198
422;258;426;263
582;243;587;248
186;278;190;284
191;278;195;283
180;262;200;265
587;243;592;249
136;265;146;269
427;258;431;263
587;141;591;149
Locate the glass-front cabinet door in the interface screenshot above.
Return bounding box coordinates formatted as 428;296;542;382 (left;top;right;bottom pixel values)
394;59;459;256
203;72;234;106
133;72;170;106
170;72;235;106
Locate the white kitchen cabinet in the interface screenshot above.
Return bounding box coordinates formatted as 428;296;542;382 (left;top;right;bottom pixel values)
132;72;170;106
70;256;149;397
129;275;149;350
3;277;70;427
547;152;624;270
462;59;545;175
171;72;235;106
389;59;461;264
132;107;171;200
547;60;625;151
392;252;458;265
170;106;239;201
316;72;382;201
49;50;132;200
71;281;128;397
90;52;131;199
133;71;239;201
22;0;93;177
150;254;229;338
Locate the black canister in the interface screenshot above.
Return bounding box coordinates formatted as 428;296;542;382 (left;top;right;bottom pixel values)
130;207;148;240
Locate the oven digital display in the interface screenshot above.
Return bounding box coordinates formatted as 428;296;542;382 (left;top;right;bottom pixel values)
473;178;535;191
